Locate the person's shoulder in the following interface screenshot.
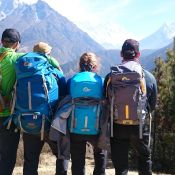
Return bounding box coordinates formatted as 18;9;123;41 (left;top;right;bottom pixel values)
104;72;110;78
47;55;55;60
122;61;143;74
55;69;65;78
143;69;157;84
46;55;59;64
144;69;156;79
103;72;111;86
4;48;25;62
15;52;25;58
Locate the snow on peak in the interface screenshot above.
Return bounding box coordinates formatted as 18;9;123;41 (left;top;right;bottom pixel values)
162;22;175;39
19;0;38;5
77;21;137;49
140;22;175;50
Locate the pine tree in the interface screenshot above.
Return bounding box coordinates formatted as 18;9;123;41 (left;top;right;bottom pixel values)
153;50;175;173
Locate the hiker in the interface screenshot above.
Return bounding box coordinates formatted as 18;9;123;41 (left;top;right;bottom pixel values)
0;28;24;175
68;52;108;175
12;42;67;175
33;42;63;72
105;39;157;175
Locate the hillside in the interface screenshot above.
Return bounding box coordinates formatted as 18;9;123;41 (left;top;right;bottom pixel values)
0;0;104;65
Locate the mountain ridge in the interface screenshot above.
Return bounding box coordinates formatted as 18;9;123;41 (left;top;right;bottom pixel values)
0;0;174;76
0;0;104;65
140;22;175;50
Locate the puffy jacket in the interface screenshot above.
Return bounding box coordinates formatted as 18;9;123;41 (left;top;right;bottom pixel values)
0;47;24;117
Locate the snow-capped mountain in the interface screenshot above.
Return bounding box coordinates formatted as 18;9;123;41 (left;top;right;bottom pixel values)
2;0;174;51
0;0;104;65
0;0;174;75
140;22;175;50
77;21;137;49
0;0;27;20
0;0;41;21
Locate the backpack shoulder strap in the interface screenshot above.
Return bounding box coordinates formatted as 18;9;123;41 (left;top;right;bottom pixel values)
0;52;8;62
140;67;147;95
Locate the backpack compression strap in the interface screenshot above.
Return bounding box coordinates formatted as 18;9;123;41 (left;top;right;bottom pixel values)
70;98;102;132
0;52;8;62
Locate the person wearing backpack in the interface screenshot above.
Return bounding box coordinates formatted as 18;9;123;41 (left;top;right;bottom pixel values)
67;52;107;175
0;28;24;175
11;42;67;175
105;39;157;175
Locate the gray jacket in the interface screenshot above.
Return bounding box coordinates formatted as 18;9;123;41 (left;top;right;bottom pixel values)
49;95;109;159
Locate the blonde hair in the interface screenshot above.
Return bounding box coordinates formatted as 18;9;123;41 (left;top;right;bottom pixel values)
79;52;99;72
33;42;52;54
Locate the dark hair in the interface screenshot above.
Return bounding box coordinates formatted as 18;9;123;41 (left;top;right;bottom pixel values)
1;28;21;43
121;39;139;60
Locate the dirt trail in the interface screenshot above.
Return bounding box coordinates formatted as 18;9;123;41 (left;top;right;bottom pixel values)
13;153;165;175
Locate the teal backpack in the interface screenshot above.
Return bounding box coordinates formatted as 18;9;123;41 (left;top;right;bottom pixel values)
69;72;104;135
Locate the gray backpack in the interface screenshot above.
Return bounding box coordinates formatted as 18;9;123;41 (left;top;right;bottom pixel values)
107;65;147;138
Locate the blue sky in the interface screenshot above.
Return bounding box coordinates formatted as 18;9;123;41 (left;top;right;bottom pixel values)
23;0;175;48
43;0;175;38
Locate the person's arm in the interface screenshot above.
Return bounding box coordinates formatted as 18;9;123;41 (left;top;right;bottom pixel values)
47;55;63;72
147;78;157;111
144;70;158;112
46;55;66;98
104;73;110;98
66;78;71;95
13;52;25;62
57;71;67;98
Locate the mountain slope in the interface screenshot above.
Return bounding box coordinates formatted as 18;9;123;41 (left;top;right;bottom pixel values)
0;0;173;76
140;23;175;50
140;43;173;71
0;0;104;64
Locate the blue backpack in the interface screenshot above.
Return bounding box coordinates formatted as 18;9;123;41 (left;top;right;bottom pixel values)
11;52;61;138
69;72;103;135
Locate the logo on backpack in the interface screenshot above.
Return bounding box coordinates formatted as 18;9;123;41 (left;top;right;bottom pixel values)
10;52;61;139
122;76;130;81
83;87;91;92
107;65;147;138
69;72;104;135
23;61;32;67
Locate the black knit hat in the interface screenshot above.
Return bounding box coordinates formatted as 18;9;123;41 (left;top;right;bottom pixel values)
1;28;21;43
121;39;139;59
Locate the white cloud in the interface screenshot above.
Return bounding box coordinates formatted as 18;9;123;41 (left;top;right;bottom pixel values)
19;0;38;5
